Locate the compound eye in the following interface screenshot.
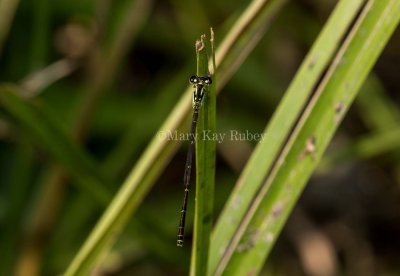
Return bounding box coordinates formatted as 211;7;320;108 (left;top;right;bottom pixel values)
204;77;212;85
189;75;198;84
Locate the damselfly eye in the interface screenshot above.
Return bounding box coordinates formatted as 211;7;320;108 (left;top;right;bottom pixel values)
189;75;198;84
204;77;212;85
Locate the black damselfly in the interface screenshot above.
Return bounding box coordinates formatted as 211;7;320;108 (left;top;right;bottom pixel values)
177;75;212;247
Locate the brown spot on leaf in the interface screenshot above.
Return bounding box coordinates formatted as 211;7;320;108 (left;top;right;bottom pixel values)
334;101;345;124
272;202;284;218
308;55;318;70
299;135;317;160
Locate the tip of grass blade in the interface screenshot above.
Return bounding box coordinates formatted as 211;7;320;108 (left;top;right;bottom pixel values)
196;35;207;53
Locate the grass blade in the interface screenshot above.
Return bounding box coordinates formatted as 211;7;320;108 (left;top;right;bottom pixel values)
221;0;400;274
190;31;217;276
209;0;366;274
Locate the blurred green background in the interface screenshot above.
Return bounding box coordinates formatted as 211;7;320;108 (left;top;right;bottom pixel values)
0;0;400;275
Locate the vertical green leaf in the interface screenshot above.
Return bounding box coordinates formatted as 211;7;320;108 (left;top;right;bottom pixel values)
190;31;216;276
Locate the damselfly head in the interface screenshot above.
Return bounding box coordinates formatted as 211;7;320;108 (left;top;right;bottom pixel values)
189;75;212;86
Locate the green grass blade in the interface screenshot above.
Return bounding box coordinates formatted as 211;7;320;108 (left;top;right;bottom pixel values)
190;32;217;276
208;0;366;274
222;0;400;274
0;85;112;204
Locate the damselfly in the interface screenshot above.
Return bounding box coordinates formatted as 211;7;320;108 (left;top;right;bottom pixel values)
177;75;212;247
